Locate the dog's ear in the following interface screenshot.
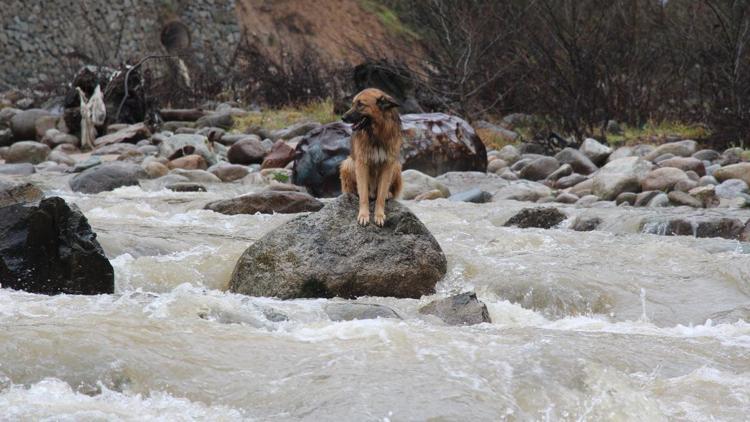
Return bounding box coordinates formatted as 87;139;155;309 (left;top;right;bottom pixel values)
377;95;400;110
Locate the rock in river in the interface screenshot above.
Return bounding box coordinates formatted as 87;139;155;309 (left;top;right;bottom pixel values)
419;292;491;325
229;194;447;299
504;207;567;229
0;197;114;294
70;162;148;194
205;191;324;215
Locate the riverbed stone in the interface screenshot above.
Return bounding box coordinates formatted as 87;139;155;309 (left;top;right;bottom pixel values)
418;292;491;325
555;173;587;189
658;157;706;176
495;180;552;202
486;158;509;174
449;188;492;203
592;157;653;200
570;216;602;231
206;191;324;215
0;179;43;207
70;162;147;194
0;197;114;294
579;138;612;165
555;148;597;175
644;140;697;160
616;192;637;205
402;169;451;200
170;169;222;184
496;145;521;164
208;163;249;182
229;194;446;299
713;163;750;186
167;154;208;170
9;108;53;141
641;167;689;192
519;157;559;181
693;149;720;162
5;141;50;164
166;182;207;192
555;192;579;204
0;163;35;176
324;302;401;321
668;191;703;208
688;185;720;208
261;140;296;169
504;207;566;229
715;179;749;199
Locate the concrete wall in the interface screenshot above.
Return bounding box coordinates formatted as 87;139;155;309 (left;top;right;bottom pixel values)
0;0;240;89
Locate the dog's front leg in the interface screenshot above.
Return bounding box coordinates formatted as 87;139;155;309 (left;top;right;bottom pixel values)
373;166;394;227
356;164;370;225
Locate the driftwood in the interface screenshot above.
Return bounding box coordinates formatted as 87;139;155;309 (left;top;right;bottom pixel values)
160;108;208;122
76;85;106;151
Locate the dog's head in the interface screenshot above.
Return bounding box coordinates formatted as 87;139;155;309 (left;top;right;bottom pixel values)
342;88;399;132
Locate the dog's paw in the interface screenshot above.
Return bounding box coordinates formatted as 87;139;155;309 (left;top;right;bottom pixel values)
374;212;386;227
357;211;370;226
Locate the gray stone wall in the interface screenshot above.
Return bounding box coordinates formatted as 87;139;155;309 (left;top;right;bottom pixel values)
0;0;240;89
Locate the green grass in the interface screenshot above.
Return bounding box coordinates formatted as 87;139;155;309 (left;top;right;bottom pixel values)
358;0;420;39
232;98;338;132
605;120;710;146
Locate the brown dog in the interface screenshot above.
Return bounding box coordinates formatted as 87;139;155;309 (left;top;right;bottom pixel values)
340;88;403;226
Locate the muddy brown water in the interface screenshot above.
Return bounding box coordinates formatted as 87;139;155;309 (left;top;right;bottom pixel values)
1;173;749;420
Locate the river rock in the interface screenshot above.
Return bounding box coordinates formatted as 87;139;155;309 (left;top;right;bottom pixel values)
592;157;653;200
673;179;698;193
546;163;573;181
487;158;509;174
168;154;208;170
195;109;247;129
575;195;600;207
693;149;720;162
166;182;207;192
261;140;296;169
608;146;634;162
402;169;451;200
641;167;689;192
94;123;151;148
143;160;169;178
0;129;13;147
47;150;75;166
156;133;217;166
504;207;566;229
401;113;487;176
519;157;560;181
41;129;79;148
9;108;52;141
324;302;401;321
414;190;445;201
5;141;50;164
720;147;743;166
555;148;597;175
713;163;750;186
555;173;587;189
229;194;446;299
661;217;746;240
579;138;611;165
653;153;675;164
570;216;602;231
0;179;43;207
449;188;492;203
555;192;579;204
715;179;749;199
271;121;320;141
0;197;114;294
648;192;670;207
495;180;552;202
635;190;660;207
668;191;703;207
496;145;521;164
0;163;35;176
689;186;720;208
569;178;594;197
658;157;706;176
644;140;697;160
228;136;270;165
170;169;222;184
206;191;324;215
418;292;491;326
208;163;249;182
616;192;637;205
70;162;147;193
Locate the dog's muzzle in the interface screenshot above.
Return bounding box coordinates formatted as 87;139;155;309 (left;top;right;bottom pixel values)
342;110;370;131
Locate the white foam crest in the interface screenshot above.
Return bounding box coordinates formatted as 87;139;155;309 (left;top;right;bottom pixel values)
0;378;245;421
282;318;405;343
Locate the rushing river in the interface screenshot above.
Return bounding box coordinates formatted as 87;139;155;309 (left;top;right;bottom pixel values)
1;173;749;421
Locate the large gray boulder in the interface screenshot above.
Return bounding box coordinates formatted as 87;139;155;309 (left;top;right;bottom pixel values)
229;194;446;299
591;157;653;200
70;162;148;194
0;197;114;294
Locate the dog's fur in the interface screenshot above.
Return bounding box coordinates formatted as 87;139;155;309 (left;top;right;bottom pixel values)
340;88;403;226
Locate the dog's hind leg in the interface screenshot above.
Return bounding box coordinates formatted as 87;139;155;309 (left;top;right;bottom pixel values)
339;157;356;194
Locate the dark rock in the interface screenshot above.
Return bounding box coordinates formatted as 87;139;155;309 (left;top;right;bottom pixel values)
72;156;102;173
657;218;746;240
229;194;446;299
292;122;352;197
615;192;637;205
195;109;247;129
0;180;43;207
401;113;487;176
261;140;296;169
555;148;598;174
206;191;324;215
324;302;401;321
227;136;268;165
571;216;602;231
70;162;147;194
504;207;567;229
418;292;491;325
519;157;560;181
448;188;492;203
0;163;35;176
271;121;321;140
0;197;114;294
166;182;207;192
0;129;13;147
510;158;533;172
635;190;660;207
692;149;720;162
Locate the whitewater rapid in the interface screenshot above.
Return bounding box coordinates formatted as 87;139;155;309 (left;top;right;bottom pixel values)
1;177;749;420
